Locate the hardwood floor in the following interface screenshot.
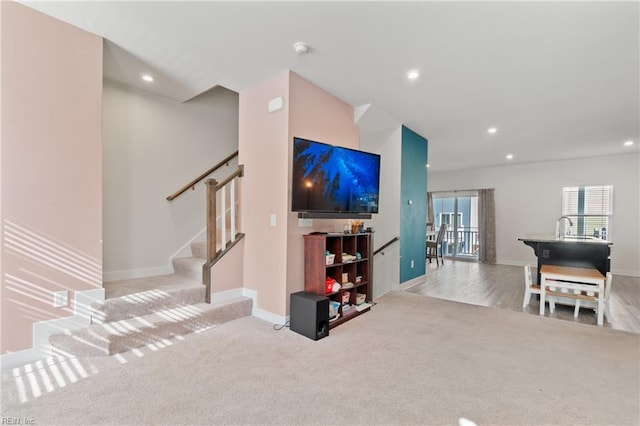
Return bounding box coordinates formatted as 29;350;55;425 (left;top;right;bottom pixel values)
405;259;640;334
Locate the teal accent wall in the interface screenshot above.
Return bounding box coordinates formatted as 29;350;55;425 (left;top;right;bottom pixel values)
400;126;428;283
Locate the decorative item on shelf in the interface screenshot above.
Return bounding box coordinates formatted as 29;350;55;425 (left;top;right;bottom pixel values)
356;293;366;305
332;282;342;293
329;301;340;319
326;251;335;265
366;227;374;233
351;220;363;234
356;276;362;283
342;253;356;262
325;277;336;294
355;252;362;260
342;272;349;283
342;282;354;289
342;304;355;314
341;292;350;306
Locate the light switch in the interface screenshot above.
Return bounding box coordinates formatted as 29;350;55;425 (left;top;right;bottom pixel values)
270;214;277;227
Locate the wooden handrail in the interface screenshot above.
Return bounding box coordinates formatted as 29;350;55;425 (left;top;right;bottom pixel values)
202;165;244;303
374;236;400;256
215;164;244;190
166;150;239;201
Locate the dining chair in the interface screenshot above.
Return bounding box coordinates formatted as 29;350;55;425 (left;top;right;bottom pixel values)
523;264;559;311
426;224;446;266
573;272;613;321
522;264;541;308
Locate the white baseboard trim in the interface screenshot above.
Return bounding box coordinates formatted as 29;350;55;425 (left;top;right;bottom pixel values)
241;288;288;325
252;307;288;326
399;274;426;291
1;288;105;371
374;288;393;300
103;265;173;283
497;259;530;267
209;287;288;325
610;268;640;277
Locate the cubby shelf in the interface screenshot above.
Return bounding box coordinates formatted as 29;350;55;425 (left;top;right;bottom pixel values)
303;232;373;329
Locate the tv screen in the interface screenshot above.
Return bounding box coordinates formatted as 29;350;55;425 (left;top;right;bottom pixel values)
291;137;380;214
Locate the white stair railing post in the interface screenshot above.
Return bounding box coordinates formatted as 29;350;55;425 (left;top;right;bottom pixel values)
220;186;227;251
203;164;244;304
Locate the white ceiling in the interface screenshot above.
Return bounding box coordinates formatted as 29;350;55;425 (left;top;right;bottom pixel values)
22;1;639;172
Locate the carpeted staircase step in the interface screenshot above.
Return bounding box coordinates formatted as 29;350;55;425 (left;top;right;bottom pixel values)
49;297;253;357
172;257;205;281
190;241;207;259
93;281;206;323
189;236;233;260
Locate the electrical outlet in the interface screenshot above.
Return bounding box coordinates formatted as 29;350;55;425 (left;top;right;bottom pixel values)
298;218;313;227
53;290;68;308
411;260;415;268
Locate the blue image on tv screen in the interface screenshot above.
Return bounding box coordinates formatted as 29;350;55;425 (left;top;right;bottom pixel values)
292;137;380;213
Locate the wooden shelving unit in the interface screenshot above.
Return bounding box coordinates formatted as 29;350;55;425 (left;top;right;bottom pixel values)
303;232;373;329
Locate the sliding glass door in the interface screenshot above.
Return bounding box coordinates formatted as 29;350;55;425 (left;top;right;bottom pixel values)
432;191;479;260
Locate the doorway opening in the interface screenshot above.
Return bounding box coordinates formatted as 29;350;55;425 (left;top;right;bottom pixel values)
432;191;479;261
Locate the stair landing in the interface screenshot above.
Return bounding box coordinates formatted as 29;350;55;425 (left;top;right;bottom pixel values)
104;274;201;299
49;273;252;357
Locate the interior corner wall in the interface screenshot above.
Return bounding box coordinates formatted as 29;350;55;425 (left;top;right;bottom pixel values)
102;81;239;280
238;70;290;317
400;126;428;283
361;127;403;299
285;72;360;312
0;2;103;353
428;153;640;276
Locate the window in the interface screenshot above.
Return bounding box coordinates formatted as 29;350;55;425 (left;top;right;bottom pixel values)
438;212;463;229
562;185;612;239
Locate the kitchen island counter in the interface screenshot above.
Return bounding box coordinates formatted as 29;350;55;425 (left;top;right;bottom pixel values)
518;235;612;282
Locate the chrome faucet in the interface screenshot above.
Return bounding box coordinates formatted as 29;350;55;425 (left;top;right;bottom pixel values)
555;216;573;238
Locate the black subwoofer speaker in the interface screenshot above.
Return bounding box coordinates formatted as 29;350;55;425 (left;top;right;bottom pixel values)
290;291;329;340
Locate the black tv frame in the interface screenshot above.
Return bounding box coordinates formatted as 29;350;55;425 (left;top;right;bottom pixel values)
291;137;380;219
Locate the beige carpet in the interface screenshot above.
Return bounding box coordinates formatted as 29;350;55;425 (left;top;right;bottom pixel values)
2;291;639;425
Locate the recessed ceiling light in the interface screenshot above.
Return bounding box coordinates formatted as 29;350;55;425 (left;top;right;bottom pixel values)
488;127;497;134
407;70;420;80
141;74;154;82
506;154;514;160
624;140;634;147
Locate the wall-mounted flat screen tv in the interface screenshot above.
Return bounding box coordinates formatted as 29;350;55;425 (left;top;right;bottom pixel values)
291;137;380;215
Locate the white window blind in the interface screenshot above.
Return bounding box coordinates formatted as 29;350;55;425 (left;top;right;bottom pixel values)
562;185;613;239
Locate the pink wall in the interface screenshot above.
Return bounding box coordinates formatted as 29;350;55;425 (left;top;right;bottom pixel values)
285;72;359;308
238;70;290;316
1;2;103;353
239;70;358;317
210;238;245;293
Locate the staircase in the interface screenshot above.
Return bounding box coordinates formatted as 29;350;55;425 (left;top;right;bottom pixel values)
48;241;252;357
